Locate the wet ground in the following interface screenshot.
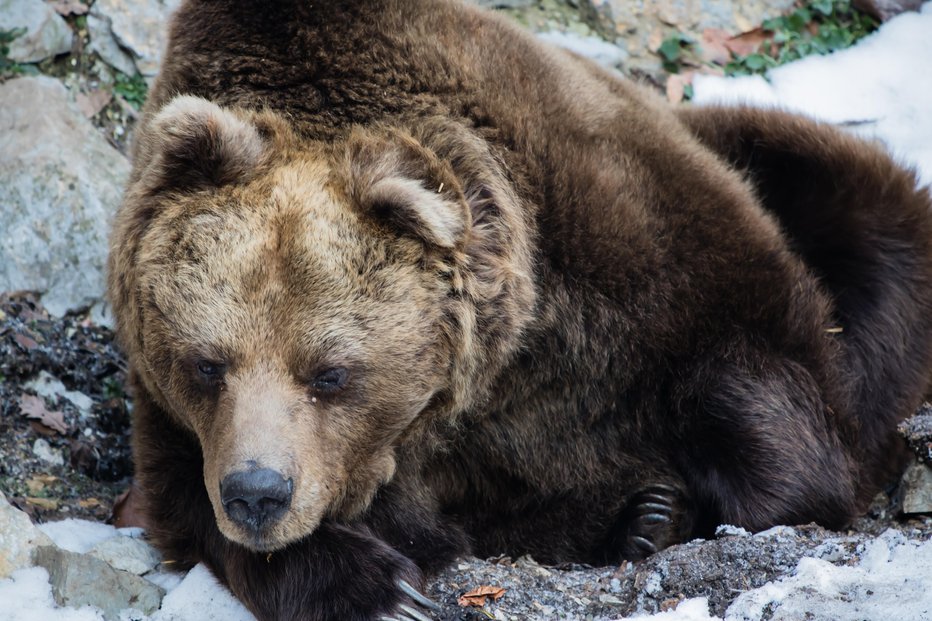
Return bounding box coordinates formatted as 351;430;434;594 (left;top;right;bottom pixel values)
0;292;130;523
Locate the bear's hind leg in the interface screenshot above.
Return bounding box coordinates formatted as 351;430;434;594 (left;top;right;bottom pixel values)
678;105;932;497
675;357;859;537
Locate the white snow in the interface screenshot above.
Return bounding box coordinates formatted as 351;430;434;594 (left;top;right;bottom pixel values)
692;3;932;188
38;519;127;553
2;6;931;621
626;598;721;620
615;530;932;621
723;530;932;621
0;567;103;621
0;519;256;621
537;31;629;67
150;564;255;621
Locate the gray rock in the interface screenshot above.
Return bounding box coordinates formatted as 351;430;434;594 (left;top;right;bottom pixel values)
32;438;65;466
853;0;924;21
33;545;165;620
0;76;129;319
89;535;162;575
900;403;932;463
92;0;181;77
586;0;796;76
537;31;629;67
426;525;912;620
0;0;73;63
25;371;95;416
0;491;54;579
901;461;932;515
86;13;138;76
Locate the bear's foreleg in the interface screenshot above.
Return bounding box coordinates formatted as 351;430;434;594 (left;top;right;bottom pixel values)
131;387;449;621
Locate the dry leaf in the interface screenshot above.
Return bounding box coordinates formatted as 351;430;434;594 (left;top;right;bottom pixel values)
14;332;39;351
78;497;101;509
699;28;733;65
665;72;694;104
111;483;149;529
458;585;506;607
647;29;665;53
51;0;89;16
19;394;69;435
30;420;59;437
76;89;113;119
25;475;58;495
660;596;685;611
26;497;59;511
725;28;771;58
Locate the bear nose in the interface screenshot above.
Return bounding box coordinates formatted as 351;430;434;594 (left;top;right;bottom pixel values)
220;468;293;532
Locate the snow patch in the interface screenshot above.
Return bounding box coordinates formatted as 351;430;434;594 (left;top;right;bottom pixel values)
724;532;932;621
693;4;932;189
627;597;720;620
537;31;628;67
0;567;104;621
38;519;120;553
150;564;255;621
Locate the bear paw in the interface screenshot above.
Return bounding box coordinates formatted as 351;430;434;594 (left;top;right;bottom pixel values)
621;484;684;560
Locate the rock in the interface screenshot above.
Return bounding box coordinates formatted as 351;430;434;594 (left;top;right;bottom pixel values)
25;370;95;416
585;0;796;76
0;0;73;63
86;13;138;76
853;0;924;21
426;525;883;619
900;461;932;515
537;31;629;67
0;491;54;579
899;403;932;463
33;545;165;619
0;76;130;319
91;0;181;77
32;438;64;466
89;534;161;575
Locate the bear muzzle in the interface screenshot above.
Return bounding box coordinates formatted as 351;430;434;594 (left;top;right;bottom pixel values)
220;467;294;534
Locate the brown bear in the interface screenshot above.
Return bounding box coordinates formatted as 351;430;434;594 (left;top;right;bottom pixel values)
107;1;932;619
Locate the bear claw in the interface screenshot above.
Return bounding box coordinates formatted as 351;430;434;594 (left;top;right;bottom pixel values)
397;580;441;611
381;580;441;621
619;485;684;560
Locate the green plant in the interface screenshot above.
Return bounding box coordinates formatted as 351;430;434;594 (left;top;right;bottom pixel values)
113;71;148;109
102;376;124;400
726;0;877;76
658;33;694;74
1;27;32;78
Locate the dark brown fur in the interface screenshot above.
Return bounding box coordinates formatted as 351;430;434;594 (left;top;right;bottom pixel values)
108;1;932;619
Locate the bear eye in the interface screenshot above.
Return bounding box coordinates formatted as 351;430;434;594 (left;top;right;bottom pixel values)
196;360;225;381
311;367;348;394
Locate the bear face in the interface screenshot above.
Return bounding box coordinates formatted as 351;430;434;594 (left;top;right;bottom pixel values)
111;96;535;552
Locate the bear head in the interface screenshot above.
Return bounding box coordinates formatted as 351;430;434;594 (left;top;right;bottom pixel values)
108;96;535;551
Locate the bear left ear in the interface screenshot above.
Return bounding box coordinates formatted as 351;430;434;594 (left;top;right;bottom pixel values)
346;129;470;251
141;95;266;194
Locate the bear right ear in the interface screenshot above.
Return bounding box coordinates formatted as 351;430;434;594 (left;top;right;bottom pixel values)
140;95;265;194
345;128;470;251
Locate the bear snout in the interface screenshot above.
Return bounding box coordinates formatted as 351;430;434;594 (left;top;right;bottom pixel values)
220;467;294;533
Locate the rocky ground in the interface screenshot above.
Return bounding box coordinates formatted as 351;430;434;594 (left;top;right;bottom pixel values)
2;0;932;620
